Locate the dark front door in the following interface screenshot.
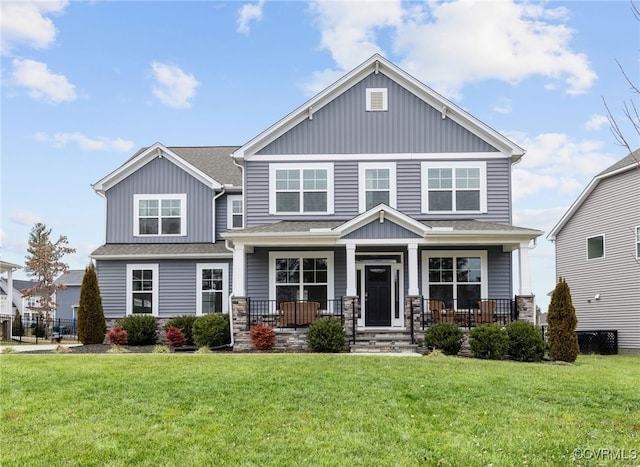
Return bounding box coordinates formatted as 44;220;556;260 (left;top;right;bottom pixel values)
365;265;391;326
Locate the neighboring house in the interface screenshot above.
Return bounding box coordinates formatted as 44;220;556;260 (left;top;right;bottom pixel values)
548;150;640;354
91;55;542;351
0;261;21;318
53;270;84;321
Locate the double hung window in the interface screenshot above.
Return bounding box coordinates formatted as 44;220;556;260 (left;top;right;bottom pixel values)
227;195;243;229
421;162;486;213
134;194;186;236
359;163;396;211
126;264;159;316
269;252;334;307
197;264;229;315
269;164;333;214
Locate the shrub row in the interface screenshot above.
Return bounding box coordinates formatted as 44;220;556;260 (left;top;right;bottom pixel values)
424;321;545;361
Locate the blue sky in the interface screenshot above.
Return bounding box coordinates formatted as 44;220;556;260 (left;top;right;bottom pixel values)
1;1;638;312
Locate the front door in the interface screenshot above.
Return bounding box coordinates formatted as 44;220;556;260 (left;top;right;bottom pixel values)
364;265;391;326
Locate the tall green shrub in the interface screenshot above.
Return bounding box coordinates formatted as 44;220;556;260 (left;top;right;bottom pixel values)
192;313;230;348
506;320;545;362
120;315;158;345
547;277;579;362
469;324;509;360
77;263;106;344
307;318;345;352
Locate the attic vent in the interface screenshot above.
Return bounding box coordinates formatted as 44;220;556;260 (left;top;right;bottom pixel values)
366;88;388;111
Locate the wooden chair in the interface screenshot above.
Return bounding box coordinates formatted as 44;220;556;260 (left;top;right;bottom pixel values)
429;300;456;324
279;301;321;326
474;300;496;325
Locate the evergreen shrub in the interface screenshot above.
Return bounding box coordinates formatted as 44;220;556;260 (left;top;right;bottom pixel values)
469;323;509;360
306;318;345;353
547;277;579;363
424;323;463;356
120;315;158;346
77;263;106;345
192;313;230;348
506;320;545;362
165;315;197;346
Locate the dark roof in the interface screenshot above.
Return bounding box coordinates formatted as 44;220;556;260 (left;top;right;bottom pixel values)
12;280;38;292
91;243;232;258
170;146;242;187
54;270;85;286
597;149;639;176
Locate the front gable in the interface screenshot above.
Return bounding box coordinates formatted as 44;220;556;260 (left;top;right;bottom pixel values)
343;218;422;240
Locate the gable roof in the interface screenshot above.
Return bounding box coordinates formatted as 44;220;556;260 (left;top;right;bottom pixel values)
54;270;85;286
232;54;525;162
92;143;241;195
548;149;639;240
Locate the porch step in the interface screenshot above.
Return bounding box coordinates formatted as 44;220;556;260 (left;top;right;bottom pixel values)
350;332;420;354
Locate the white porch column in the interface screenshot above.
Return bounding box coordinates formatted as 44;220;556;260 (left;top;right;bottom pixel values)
345;243;357;296
232;243;246;297
518;241;533;296
407;242;419;296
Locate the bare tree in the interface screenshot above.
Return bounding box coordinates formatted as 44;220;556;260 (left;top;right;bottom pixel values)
23;223;76;320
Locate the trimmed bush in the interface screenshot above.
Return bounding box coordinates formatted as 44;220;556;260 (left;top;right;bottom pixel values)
165;326;186;348
192;313;231;348
165;315;197;346
424;323;463;356
307;318;345;353
547;277;579;363
250;323;276;351
106;325;128;346
469;323;509;360
120;315;158;346
506;320;545;362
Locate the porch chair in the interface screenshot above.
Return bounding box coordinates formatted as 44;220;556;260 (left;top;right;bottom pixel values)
279;301;321;327
474;300;496;325
428;300;456;324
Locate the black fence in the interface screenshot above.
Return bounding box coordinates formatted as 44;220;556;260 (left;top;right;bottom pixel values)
0;315;79;344
419;298;517;329
577;330;618;355
247;299;344;330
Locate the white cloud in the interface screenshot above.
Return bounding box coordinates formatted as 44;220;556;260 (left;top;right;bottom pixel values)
584;114;609;132
0;1;68;55
34;132;135;152
10;210;44;227
306;0;597;99
237;0;265;35
491;97;512;115
11;58;76;104
150;62;200;109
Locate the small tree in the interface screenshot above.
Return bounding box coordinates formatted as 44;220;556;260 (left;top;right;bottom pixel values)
77;263;106;344
23;223;76;320
12;309;23;337
547;277;579;362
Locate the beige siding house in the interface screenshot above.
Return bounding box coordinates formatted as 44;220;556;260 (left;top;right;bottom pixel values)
548;151;640;353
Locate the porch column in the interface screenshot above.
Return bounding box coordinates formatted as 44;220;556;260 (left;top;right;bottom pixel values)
345;243;357;296
407;242;419;296
518;241;532;295
232;243;246;297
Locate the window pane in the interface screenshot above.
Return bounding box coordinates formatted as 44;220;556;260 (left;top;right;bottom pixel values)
456;191;480;211
429;191;452;211
161;218;181;234
456;168;480;189
139;200;158;216
276;285;299;304
276;192;300;212
457;257;481;283
303;192;327;212
232;214;243;228
428;168;452;189
429;285;453;308
276;259;299;283
366;169;389;189
276;170;299;190
305;285;327;305
587;236;604;259
303;169;327;190
133;293;152;314
457;284;481;308
139;218;158;235
232;199;243;214
161;199;181;216
366;191;389;210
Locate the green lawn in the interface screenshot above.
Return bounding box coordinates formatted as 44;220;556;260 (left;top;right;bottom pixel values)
1;354;638;466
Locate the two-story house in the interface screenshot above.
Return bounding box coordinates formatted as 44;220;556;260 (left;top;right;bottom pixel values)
92;55;542;351
548;151;639;354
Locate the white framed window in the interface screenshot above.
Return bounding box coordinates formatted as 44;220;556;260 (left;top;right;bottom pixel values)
126;264;159;316
269;251;334;306
636;226;640;258
366;88;388;111
421;251;488;310
269;163;334;214
587;234;605;259
227;195;243;229
358;162;397;212
196;263;229;315
421;162;487;213
134;194;186;236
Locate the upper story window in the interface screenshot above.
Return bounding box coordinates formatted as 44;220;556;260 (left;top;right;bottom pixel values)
134;194;186;236
358;162;397;212
269;163;334;215
421;162;486;213
587;234;604;259
366;88;388;111
227;195;243;229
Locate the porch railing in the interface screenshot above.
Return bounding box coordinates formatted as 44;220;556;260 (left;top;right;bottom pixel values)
246;299;344;331
420;298;517;330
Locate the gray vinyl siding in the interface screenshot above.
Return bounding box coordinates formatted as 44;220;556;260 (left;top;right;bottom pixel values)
55;287;80;321
96;259;233;319
105;157;215;243
257;72;499;155
245;158;511;226
344;220;421;239
555;169;640;350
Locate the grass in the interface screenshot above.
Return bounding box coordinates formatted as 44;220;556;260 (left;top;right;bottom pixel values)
1;354;638;466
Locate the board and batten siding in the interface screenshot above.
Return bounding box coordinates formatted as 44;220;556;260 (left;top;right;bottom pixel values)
555;169;640;351
96;259;233;319
105;157;215;243
256;72;499;155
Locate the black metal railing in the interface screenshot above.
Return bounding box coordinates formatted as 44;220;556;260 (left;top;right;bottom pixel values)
247;299;344;331
1;315;79;344
421;298;516;329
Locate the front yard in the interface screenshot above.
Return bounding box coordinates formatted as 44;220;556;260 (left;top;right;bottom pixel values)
1;354;638;466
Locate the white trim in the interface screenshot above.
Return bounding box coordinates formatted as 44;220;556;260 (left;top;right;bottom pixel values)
355;257;404;328
586;234;605;260
421;250;489;301
196;263;229;315
227;195;243;229
245;152;506;162
366;88;388;111
421;161;487;214
268;251;334;302
636;226;640;259
268;163;334;215
133;193;187;237
126;264;159;317
358;162;397;212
